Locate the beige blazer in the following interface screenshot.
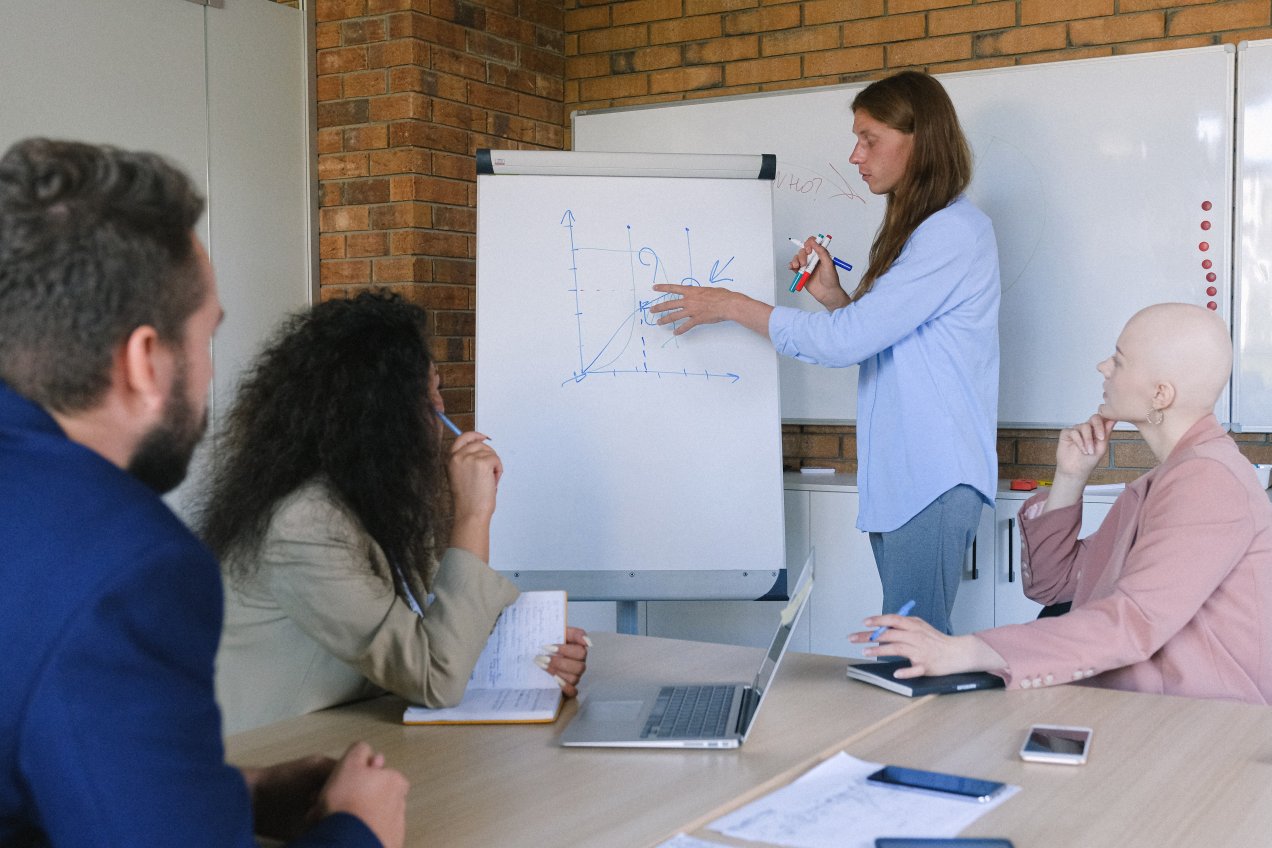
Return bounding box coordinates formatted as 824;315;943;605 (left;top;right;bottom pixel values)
979;415;1272;704
215;480;519;734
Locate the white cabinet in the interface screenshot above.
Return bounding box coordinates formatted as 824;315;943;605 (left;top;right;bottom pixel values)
642;477;1122;650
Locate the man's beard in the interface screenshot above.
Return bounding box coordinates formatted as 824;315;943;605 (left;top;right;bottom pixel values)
127;363;207;494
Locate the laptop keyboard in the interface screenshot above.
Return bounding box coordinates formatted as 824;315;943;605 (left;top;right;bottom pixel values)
640;685;735;739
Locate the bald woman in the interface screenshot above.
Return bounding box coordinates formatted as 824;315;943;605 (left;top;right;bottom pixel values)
852;303;1272;704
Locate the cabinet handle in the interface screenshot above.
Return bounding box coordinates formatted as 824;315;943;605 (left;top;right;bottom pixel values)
969;536;978;580
1007;517;1016;583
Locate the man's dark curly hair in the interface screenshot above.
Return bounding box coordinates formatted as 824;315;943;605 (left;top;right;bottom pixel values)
197;291;448;587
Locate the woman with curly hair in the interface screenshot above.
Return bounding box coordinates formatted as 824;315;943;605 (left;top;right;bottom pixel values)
200;292;589;734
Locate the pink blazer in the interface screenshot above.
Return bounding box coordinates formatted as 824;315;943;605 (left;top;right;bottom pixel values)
978;415;1272;704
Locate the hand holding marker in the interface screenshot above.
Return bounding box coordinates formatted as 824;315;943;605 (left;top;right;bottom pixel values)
788;236;853;293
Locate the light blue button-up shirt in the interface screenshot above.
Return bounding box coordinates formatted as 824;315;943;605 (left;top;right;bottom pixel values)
770;195;1000;532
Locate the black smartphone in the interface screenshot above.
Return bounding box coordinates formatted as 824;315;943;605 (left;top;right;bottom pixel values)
875;840;1014;848
866;765;1007;803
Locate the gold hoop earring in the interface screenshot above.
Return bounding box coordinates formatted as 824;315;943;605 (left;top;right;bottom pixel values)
1146;408;1164;426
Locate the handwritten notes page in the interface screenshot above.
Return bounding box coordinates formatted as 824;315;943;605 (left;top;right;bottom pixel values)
402;591;567;725
709;753;1018;848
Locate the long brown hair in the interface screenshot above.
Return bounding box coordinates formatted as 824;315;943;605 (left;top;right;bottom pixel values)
850;71;972;302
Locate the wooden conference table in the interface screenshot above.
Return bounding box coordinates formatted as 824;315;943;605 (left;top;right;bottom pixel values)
226;632;1272;847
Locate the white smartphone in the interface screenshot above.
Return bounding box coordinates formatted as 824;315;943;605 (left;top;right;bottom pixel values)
866;765;1008;803
1019;724;1093;765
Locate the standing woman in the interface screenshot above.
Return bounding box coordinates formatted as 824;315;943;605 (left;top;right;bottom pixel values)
651;71;999;634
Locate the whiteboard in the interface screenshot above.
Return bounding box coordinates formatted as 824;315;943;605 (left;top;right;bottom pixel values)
475;171;786;594
574;46;1235;427
1234;38;1272;431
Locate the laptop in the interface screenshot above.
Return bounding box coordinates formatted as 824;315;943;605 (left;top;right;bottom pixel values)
560;551;814;749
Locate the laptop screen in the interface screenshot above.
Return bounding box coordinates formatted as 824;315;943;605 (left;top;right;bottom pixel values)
750;550;814;698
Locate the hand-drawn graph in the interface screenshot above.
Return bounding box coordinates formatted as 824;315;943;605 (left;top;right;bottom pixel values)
560;209;745;386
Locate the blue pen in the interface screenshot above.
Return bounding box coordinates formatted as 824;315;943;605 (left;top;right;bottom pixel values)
869;599;916;641
435;410;463;437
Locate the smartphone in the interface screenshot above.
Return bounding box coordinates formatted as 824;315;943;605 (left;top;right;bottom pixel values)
875;840;1014;848
1018;724;1093;765
866;765;1007;803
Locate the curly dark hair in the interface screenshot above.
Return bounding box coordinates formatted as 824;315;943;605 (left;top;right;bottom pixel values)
0;138;205;412
196;291;448;588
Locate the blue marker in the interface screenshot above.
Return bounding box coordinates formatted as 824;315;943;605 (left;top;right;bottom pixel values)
832;257;853;273
435;410;463;437
869;599;916;641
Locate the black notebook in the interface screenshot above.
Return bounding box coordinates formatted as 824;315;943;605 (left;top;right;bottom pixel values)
845;660;1004;697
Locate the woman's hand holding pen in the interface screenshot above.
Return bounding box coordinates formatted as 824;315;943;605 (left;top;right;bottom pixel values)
448;430;500;561
790;237;851;311
535;626;592;698
847;615;1004;679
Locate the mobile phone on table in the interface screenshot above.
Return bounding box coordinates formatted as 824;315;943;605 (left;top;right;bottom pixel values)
875;840;1014;848
875;839;1012;844
1018;724;1093;765
865;765;1007;803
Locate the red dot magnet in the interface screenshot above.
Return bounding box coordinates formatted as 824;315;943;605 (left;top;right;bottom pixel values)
1202;201;1213;211
1207;286;1217;296
1200;242;1209;252
1203;259;1213;269
1201;221;1211;231
1207;301;1217;311
1206;272;1217;283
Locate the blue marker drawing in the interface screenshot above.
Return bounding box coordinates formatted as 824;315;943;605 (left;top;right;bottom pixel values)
560;211;744;387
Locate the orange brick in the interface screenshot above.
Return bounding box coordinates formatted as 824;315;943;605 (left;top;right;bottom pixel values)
684;35;759;64
1119;0;1220;10
346;232;389;257
341;17;387;46
1021;0;1113;25
369;92;431;121
761;25;839;57
580;73;652;100
803;44;884;76
578;24;650;53
650;14;723;43
369;257;424;283
431;48;487;81
724;54;801;86
888;33;972;65
320;259;372;285
317;127;343;154
318;183;343;208
468;82;519;114
724;5;801;35
613;0;684;26
316;0;366;23
317;46;369;75
1071;11;1165;45
649;65;723;94
1116;35;1216;54
369;148;431;175
929;1;1016;36
434;100;485;130
366;0;412;12
343;70;388;98
567;54;611;78
371;202;432;230
684;0;757;13
432;205;476;231
319;234;346;259
517;93;563;124
316;75;343;102
972;23;1066;57
317;99;370;128
611;45;685;72
567;4;610;31
315;22;342;50
1168;0;1270;35
343;177;391;205
468;31;518;64
346;126;390;152
842;13;926;45
803;0;885;25
889;0;968;11
483;11;535;44
368;39;431;69
319;206;371;232
318;152;370;179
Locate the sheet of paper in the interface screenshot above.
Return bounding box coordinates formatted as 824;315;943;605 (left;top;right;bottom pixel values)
468;590;566;689
710;753;1018;848
654;834;732;848
403;687;561;723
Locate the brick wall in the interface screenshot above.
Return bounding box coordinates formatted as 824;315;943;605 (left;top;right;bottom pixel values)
313;0;566;426
309;0;1272;479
